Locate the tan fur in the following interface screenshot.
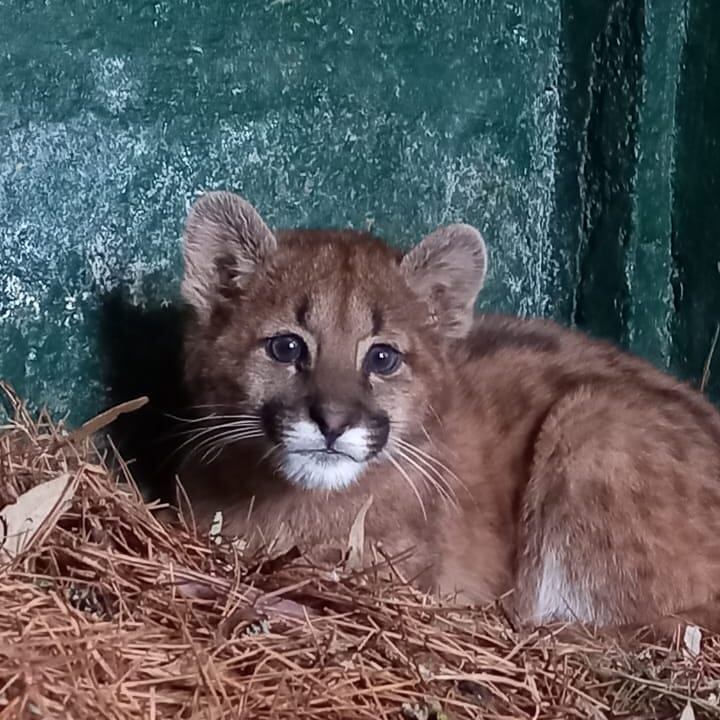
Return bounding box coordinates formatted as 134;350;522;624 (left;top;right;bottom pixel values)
177;190;720;637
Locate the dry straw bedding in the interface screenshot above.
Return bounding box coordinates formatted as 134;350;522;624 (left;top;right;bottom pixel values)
0;385;719;719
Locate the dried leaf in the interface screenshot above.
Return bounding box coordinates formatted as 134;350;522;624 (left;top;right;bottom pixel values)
172;567;314;622
683;624;702;659
257;595;318;620
209;510;223;545
0;473;76;559
68;396;148;443
344;494;373;570
680;701;696;720
175;581;221;601
401;700;447;720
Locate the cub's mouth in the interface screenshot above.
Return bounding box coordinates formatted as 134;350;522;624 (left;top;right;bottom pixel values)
289;448;359;460
279;444;370;492
263;412;389;492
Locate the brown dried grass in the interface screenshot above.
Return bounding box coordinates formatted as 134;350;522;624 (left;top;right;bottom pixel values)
1;385;719;719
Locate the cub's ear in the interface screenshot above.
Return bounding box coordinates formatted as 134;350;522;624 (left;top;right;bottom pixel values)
181;191;277;323
400;223;487;338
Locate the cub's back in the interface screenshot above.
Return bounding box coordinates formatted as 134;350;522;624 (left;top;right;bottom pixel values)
453;313;720;455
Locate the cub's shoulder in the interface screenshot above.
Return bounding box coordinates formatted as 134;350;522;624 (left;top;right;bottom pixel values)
460;313;589;360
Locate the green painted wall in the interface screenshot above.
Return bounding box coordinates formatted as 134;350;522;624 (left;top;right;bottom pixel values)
1;0;719;438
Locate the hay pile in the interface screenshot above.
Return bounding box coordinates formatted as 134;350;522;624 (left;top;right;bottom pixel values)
1;386;719;719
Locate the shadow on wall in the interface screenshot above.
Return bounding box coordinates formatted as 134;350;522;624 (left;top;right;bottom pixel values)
97;282;189;504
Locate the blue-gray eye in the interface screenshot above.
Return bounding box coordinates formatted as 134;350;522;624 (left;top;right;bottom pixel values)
266;334;307;364
364;344;402;375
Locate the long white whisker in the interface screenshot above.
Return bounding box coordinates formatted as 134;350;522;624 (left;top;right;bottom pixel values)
181;429;265;467
192;428;264;455
397;447;457;506
394;437;471;500
383;450;428;522
169;419;263;440
166;412;261;424
202;442;226;465
200;430;264;465
170;420;262;451
428;403;444;427
256;443;280;468
393;446;457;507
186;402;251;411
394;440;459;497
192;434;265;467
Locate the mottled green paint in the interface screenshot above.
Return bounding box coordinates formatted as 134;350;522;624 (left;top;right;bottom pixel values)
0;0;719;429
670;0;720;398
626;0;685;368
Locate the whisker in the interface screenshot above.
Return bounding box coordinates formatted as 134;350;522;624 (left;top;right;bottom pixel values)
394;449;450;504
175;419;262;438
394;439;457;485
383;450;428;522
180;429;265;468
199;428;264;465
256;443;281;468
393;446;457;508
394;437;472;501
190;435;265;468
166;421;262;462
201;442;226;465
167;419;263;439
395;445;457;504
153;425;261;460
186;402;251;411
192;427;264;454
428;403;444;427
165;411;261;424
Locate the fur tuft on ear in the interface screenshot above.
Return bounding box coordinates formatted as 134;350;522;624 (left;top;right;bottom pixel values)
400;223;487;338
181;191;277;323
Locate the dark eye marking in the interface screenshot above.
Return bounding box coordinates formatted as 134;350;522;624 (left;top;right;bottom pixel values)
363;343;402;376
371;308;383;336
295;295;310;328
266;333;309;365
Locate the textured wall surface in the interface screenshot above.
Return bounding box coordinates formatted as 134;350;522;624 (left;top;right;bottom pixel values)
0;0;563;424
0;0;718;434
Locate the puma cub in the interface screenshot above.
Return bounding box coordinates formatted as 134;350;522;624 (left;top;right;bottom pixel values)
178;190;720;633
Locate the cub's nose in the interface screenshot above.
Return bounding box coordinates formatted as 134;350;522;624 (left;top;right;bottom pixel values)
308;402;356;448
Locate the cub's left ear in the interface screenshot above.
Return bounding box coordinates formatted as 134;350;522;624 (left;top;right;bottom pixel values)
400;224;487;338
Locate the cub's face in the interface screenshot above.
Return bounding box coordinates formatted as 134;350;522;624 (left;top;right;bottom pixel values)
181;192;487;492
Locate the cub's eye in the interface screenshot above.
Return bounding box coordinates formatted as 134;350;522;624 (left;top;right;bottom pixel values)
266;334;308;364
363;344;402;376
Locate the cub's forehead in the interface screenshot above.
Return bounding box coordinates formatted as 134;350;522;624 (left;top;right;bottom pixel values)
296;288;378;337
257;240;411;331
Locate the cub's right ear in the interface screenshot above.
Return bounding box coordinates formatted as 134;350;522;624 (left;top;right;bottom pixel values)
401;223;487;338
181;191;277;323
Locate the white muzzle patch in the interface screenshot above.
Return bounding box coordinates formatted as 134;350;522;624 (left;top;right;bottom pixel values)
280;420;370;491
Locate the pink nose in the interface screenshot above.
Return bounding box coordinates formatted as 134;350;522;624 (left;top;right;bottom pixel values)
308;403;352;447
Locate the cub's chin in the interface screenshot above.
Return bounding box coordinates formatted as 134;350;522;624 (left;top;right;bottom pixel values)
279;449;369;491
